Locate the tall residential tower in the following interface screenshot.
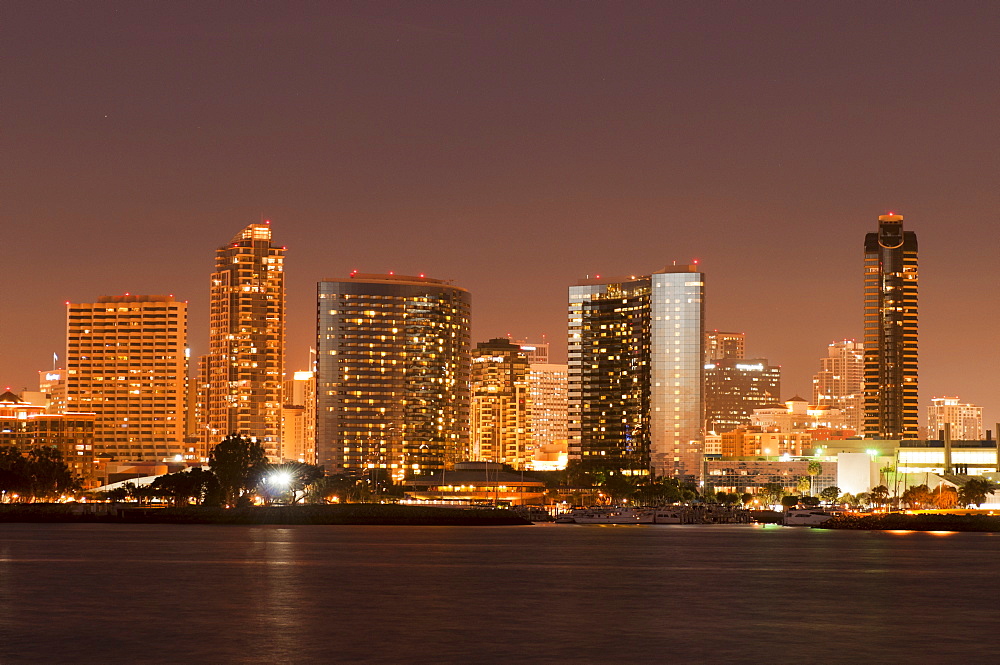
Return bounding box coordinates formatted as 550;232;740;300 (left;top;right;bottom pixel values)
863;213;918;439
568;265;704;480
316;273;471;479
66;295;187;461
200;222;286;459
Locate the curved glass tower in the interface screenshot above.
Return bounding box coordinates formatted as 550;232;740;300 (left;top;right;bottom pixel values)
316;273;471;479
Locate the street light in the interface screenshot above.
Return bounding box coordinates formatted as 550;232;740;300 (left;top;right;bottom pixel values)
269;470;293;504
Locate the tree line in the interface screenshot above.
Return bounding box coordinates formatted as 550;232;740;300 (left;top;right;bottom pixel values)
0;445;79;501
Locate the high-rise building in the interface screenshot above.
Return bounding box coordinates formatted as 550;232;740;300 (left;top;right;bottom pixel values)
704;331;745;363
812;340;864;434
200;222;286;460
281;370;316;463
568;265;704;479
927;397;983;440
470;338;531;468
863;213;918;439
704;358;781;433
316;273;471;480
65;295;187;461
527;362;568;453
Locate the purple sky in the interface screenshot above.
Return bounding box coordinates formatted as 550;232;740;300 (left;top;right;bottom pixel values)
3;2;999;428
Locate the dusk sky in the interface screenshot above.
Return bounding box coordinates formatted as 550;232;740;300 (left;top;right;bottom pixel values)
3;2;998;426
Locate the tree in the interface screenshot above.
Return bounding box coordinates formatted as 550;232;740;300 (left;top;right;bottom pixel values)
781;495;800;510
932;485;959;509
958;478;996;508
819;486;841;505
0;446;30;500
807;461;823;496
0;446;78;501
839;492;860;508
209;434;268;506
901;484;932;510
147;468;221;506
756;483;785;506
796;476;811;495
869;485;890;510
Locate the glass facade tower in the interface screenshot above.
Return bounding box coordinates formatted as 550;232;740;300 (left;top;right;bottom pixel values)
863;214;918;439
316;273;471;479
568;265;704;480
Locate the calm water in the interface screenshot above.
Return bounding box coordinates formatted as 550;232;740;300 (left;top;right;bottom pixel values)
1;523;997;664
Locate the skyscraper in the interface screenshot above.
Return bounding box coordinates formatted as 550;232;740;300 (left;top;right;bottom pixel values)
863;213;918;439
200;222;286;459
568;265;704;479
316;273;471;479
527;362;568;454
704;358;781;433
812;339;864;434
65;295;187;461
470;338;530;468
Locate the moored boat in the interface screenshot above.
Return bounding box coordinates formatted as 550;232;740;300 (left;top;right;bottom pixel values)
783;508;837;526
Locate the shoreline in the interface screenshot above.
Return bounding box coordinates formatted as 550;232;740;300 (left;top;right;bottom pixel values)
819;512;1000;532
0;504;532;526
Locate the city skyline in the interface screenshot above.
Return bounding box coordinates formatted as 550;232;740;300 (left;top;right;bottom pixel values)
3;3;998;426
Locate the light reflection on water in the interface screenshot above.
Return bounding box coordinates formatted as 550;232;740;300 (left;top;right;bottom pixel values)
0;523;997;664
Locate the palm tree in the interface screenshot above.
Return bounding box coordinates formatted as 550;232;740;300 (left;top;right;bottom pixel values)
807;461;822;496
958;478;997;507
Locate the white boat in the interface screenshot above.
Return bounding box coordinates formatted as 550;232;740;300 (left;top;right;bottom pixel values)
650;509;686;524
562;507;654;524
783;508;837;526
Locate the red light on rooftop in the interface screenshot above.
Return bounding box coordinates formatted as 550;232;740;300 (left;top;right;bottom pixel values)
389;271;394;275
419;273;425;278
595;274;601;279
692;259;699;264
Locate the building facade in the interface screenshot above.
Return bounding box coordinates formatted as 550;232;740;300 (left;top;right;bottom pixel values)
281;370;316;463
0;391;96;487
470;339;530;468
812;339;864;434
527;362;568;456
704;358;781;433
927;397;983;441
316;273;471;480
65;295;187;462
515;340;550;364
704;331;745;363
200;222;285;460
568;265;704;479
863;213;918;439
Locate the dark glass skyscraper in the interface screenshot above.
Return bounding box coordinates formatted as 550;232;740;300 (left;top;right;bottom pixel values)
316;273;471;479
863;213;918;439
